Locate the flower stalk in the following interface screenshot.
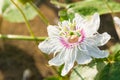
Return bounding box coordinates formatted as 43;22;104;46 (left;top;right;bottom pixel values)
10;0;38;44
0;34;46;41
73;68;84;80
10;0;60;76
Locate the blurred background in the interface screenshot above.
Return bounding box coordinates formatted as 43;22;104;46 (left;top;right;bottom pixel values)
0;0;120;80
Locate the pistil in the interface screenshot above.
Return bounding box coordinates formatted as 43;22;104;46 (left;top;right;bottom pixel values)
68;35;79;43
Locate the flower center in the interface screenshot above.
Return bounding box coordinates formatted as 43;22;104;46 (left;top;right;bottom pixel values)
68;35;79;43
59;21;85;48
59;29;85;48
68;31;81;43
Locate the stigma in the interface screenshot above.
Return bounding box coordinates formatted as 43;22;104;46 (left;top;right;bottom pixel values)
68;35;79;43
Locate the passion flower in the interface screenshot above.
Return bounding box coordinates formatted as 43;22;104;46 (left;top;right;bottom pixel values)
38;13;111;76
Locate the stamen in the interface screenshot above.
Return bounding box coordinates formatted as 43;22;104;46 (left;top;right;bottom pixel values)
69;22;76;30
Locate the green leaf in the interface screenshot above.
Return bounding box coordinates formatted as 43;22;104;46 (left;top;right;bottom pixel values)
0;0;10;14
95;63;111;80
97;62;120;80
110;43;120;54
109;43;120;61
58;0;120;18
95;59;106;72
68;0;120;16
58;9;74;21
58;9;68;21
70;65;98;80
0;0;37;22
114;50;120;61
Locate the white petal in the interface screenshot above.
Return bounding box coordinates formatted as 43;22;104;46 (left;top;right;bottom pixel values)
58;20;70;30
47;25;60;37
76;45;92;64
38;38;61;54
91;13;100;31
84;13;100;37
75;13;84;21
86;32;111;46
38;39;53;54
63;21;71;30
62;21;69;27
85;43;109;58
114;16;120;27
96;32;111;46
61;48;77;76
74;13;85;29
49;38;63;54
48;48;66;66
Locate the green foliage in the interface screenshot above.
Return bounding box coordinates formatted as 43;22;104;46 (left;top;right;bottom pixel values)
95;43;120;80
97;62;120;80
58;9;68;21
73;6;98;16
95;44;120;80
95;59;106;72
0;0;37;22
58;9;74;21
114;50;120;61
70;59;120;80
58;0;120;21
110;43;120;54
95;63;111;80
67;0;120;15
1;0;10;14
109;43;120;61
70;59;112;80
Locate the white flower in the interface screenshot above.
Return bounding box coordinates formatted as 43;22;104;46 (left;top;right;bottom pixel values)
38;13;111;76
114;16;120;27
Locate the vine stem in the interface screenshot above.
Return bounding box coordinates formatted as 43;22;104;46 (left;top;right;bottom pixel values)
10;0;38;44
0;34;46;41
50;0;67;8
73;68;85;80
29;1;49;25
10;0;60;76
